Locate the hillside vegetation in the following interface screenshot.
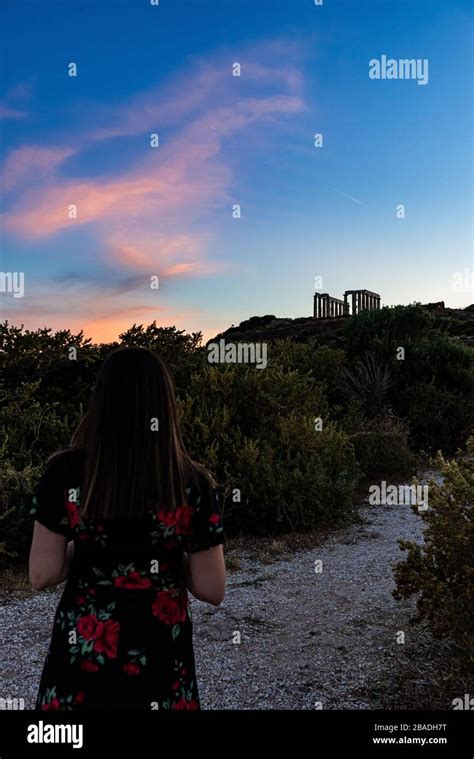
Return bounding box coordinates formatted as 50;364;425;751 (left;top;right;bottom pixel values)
1;303;473;572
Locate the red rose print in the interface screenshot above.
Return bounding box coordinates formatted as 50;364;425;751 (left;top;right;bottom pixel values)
174;506;193;535
77;596;86;605
42;698;60;710
158;509;175;527
172;680;180;690
66;501;80;528
151;590;187;624
209;513;220;525
77;614;99;641
81;660;99;672
93;620;120;658
78;532;90;540
172;697;199;710
75;692;85;704
123;662;141;676
114;571;152;590
96;525;105;532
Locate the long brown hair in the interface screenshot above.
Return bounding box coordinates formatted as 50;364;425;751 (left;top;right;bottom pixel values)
69;346;212;519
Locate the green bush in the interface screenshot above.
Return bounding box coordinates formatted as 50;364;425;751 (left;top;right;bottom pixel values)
344;307;474;453
179;364;360;533
393;440;474;669
350;415;414;480
1;308;473;571
227;418;359;534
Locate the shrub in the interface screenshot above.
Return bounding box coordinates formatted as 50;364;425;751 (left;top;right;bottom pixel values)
338;352;392;417
344;303;435;362
180;365;360;534
350;415;414;480
226;418;360;534
393;440;474;669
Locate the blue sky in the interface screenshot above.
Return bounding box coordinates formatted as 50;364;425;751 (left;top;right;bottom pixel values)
1;0;472;342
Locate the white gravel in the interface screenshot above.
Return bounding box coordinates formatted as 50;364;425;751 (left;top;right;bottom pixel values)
1;479;438;710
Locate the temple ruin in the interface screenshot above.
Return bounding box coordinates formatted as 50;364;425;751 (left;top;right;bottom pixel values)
314;289;381;319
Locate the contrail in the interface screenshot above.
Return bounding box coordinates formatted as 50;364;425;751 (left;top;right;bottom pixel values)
335;190;364;205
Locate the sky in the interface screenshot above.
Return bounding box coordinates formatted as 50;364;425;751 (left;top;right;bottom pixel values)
1;0;473;343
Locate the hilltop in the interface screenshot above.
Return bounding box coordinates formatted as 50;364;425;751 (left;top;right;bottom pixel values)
211;302;474;349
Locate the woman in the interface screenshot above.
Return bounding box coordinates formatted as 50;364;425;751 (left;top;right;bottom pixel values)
29;346;226;710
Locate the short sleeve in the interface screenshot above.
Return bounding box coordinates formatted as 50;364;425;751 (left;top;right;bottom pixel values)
188;479;225;554
30;456;74;539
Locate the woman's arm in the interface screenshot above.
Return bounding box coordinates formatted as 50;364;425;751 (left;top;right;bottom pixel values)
29;522;74;590
182;545;226;606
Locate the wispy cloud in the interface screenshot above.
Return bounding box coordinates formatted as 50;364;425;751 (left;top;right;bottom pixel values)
2;146;76;191
0;105;28;120
0;82;33;121
1;39;306;339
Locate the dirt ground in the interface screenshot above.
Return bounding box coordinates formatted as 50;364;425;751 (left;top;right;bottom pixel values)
0;471;464;710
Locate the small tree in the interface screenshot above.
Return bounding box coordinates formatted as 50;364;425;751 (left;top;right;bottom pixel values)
393;439;474;669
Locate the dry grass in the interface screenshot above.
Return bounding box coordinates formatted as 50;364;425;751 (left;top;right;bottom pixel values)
376;626;472;710
0;567;31;600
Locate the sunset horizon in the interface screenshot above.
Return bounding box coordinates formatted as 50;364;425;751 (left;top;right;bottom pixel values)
1;0;473;342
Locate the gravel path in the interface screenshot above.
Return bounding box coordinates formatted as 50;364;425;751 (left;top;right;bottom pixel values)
0;478;436;710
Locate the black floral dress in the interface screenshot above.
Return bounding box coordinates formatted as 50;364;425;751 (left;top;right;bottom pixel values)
30;448;225;711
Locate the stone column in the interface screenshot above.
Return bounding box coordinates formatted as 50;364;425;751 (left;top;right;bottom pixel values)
357;292;362;313
352;293;357;315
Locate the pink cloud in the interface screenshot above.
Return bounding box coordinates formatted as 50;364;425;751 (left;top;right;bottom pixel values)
109;235;227;277
7;284;209;345
2;145;76;191
0;105;28;120
2;39;306;333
